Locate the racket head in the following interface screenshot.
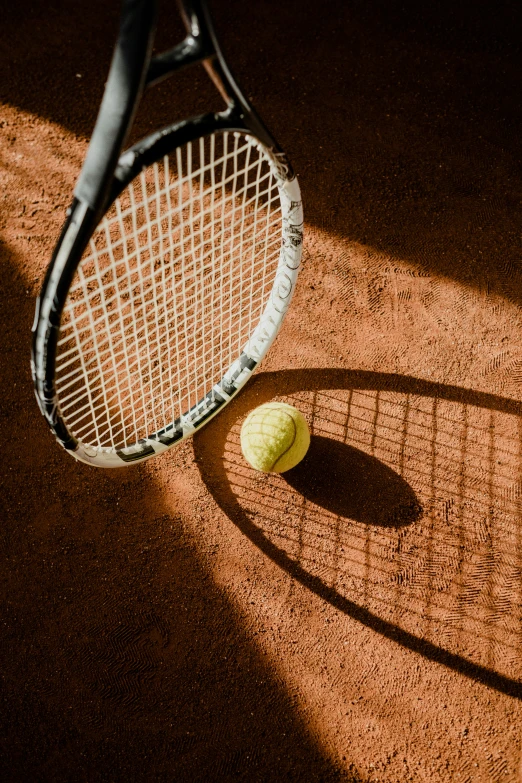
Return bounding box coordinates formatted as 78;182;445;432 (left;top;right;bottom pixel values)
32;123;303;467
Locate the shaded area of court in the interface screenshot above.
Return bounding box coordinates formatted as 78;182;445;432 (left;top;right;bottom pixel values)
0;252;353;781
1;0;521;305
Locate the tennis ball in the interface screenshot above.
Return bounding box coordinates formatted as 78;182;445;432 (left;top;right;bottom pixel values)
240;402;310;473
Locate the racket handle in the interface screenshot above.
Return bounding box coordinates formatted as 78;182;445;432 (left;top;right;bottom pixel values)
146;0;217;87
75;0;156;213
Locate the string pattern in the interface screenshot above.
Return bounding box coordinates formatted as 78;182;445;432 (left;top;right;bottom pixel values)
55;132;283;451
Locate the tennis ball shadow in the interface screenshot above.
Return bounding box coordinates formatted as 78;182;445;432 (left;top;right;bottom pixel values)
284;435;422;527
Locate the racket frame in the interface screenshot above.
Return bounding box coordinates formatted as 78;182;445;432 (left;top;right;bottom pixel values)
32;0;303;467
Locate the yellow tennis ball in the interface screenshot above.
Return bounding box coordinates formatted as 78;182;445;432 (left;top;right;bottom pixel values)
240;402;310;473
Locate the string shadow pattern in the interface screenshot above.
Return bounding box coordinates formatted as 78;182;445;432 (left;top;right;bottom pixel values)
195;369;522;697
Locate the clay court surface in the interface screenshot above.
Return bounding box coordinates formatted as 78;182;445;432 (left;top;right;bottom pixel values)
2;0;522;780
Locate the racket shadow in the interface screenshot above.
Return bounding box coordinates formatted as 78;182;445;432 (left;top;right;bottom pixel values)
194;367;522;700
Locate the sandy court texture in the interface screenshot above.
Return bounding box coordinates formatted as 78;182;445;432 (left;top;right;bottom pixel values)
1;0;522;780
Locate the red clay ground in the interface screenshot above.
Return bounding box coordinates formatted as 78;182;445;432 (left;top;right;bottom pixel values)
1;0;522;780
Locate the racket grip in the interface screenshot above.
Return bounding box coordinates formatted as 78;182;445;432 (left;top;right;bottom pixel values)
74;0;156;213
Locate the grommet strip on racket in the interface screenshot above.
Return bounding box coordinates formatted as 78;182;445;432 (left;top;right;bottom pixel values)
31;0;303;467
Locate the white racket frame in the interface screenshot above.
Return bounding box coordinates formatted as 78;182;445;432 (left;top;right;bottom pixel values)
59;167;302;467
32;0;304;467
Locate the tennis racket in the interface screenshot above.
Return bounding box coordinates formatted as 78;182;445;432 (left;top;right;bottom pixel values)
31;0;303;467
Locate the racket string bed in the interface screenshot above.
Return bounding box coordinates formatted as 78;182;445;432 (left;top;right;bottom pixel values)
55;132;283;452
